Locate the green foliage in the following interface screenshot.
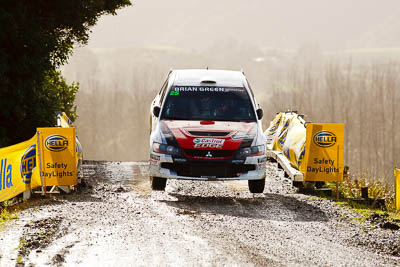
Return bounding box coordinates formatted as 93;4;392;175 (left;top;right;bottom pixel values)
321;175;399;216
0;208;18;223
43;70;79;122
338;176;397;213
0;0;131;147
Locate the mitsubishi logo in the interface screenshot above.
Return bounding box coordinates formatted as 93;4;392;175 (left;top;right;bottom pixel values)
205;151;213;157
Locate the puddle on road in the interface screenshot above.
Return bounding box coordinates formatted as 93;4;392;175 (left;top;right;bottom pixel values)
84;161;151;194
83;161;260;195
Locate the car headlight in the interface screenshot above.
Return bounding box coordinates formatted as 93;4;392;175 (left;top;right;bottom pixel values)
236;145;265;158
152;142;182;156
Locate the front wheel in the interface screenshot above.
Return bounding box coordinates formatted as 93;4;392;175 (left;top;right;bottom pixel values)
248;179;265;193
150;176;167;191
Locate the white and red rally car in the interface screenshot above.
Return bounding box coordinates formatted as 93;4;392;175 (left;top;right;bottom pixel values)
149;69;267;193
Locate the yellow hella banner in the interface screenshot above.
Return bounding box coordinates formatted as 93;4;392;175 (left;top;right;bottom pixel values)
304;123;345;182
0;136;36;202
395;169;400;211
37;127;77;186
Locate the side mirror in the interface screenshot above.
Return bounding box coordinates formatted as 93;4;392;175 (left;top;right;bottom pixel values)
153;106;161;117
256;108;263;120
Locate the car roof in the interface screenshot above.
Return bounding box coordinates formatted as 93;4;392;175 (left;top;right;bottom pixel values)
171;69;246;87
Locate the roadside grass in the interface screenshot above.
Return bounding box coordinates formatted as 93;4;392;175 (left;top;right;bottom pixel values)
16;254;23;263
0;198;20;224
326;177;397;210
339;176;395;210
0;207;19;224
306;176;400;224
334;200;389;223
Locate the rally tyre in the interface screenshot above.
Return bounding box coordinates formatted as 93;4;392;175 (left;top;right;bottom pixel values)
248;179;265;193
151;176;167;191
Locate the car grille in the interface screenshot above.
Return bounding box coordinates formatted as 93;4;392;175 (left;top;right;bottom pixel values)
187;131;230;137
161;162;256;178
184;149;235;158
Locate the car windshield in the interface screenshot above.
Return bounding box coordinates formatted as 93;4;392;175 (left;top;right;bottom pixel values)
161;86;256;122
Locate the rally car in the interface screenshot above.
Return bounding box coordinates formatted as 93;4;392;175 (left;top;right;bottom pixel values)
149;69;267;193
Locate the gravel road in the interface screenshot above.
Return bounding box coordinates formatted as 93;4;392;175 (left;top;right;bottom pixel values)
0;161;399;267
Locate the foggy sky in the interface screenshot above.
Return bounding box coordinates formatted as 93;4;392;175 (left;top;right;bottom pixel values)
87;0;400;51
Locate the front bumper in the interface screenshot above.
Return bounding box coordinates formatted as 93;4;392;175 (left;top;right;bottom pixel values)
149;153;267;181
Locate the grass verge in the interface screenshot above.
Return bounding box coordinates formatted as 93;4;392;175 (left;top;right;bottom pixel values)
307;178;400;227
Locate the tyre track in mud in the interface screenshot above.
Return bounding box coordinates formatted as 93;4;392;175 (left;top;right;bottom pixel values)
0;161;399;266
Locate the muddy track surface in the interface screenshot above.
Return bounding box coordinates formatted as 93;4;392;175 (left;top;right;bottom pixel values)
0;161;399;266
